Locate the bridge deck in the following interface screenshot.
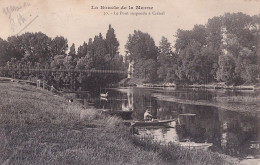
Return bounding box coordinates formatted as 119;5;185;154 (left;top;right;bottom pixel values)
16;69;129;74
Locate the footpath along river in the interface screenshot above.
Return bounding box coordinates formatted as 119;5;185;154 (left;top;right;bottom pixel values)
72;87;260;163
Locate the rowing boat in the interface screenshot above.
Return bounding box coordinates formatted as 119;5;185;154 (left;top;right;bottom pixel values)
131;119;174;127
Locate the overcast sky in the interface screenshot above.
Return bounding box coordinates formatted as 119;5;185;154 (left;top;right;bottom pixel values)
1;0;260;55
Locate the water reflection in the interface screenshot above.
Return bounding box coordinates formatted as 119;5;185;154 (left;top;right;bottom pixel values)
75;87;260;160
120;88;134;111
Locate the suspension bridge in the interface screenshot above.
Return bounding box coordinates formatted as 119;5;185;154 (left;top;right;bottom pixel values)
10;68;129;74
3;66;134;90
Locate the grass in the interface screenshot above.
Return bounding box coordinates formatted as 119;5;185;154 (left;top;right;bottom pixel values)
0;81;232;165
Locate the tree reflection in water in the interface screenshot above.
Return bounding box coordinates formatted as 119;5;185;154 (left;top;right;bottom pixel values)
75;87;260;160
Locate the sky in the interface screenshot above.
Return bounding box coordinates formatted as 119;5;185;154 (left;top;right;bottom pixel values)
0;0;260;55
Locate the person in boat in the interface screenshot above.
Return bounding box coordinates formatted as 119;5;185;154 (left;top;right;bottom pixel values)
144;109;153;121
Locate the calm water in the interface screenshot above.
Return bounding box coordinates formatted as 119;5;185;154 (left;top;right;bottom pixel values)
75;87;260;160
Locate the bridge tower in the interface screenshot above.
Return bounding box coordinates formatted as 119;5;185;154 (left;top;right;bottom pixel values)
221;26;228;55
127;61;134;78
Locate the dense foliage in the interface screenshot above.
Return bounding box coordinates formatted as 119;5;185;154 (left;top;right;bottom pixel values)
0;25;126;90
125;12;260;85
125;30;158;82
1;13;259;88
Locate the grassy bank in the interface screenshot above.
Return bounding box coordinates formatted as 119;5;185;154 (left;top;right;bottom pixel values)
0;81;232;164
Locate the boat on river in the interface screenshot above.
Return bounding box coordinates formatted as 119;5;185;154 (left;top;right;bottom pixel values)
102;109;134;120
179;113;196;116
131;119;174;127
100;97;108;101
100;92;108;98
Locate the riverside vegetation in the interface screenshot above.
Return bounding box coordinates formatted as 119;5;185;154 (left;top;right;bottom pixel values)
1;13;260;91
0;81;234;165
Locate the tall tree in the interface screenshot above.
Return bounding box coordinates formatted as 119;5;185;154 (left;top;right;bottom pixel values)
157;36;178;82
105;24;119;60
125;30;158;81
93;33;107;69
51;36;68;57
174;25;207;83
176;40;204;83
174;29;193;54
0;38;11;66
206;16;223;51
236;47;258;83
68;43;76;57
216;53;237;84
125;30;158;61
7;36;26;60
77;42;88;58
12;32;52;65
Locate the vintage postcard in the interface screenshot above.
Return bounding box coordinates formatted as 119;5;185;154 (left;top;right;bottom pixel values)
0;0;259;164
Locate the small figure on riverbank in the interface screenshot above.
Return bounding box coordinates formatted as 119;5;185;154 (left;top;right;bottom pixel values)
130;123;139;135
50;85;55;92
144;109;153;121
67;99;73;103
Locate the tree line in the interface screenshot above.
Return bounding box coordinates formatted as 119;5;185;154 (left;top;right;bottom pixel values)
125;12;260;85
0;12;259;89
0;25;125;90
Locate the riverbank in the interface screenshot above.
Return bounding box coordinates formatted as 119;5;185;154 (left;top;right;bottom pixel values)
120;78;259;90
0;80;234;164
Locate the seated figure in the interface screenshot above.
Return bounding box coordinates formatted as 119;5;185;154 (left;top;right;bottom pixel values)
144;109;153;121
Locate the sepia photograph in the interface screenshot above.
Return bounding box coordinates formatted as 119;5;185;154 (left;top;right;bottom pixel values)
0;0;260;164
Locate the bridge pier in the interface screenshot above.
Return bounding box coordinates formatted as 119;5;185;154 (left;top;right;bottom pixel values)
43;81;46;89
127;61;134;78
37;80;41;88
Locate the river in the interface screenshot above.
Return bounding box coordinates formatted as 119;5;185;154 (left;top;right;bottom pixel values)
73;87;260;162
